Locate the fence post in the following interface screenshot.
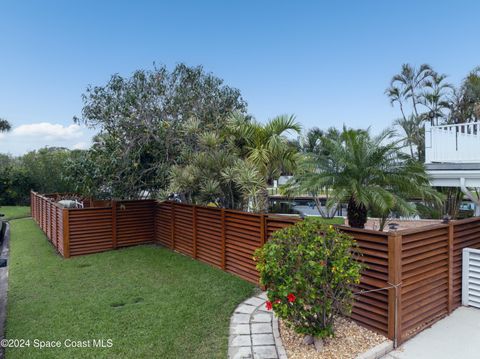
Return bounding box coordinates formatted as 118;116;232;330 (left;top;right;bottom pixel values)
63;208;70;258
448;222;454;313
260;214;266;246
221;208;226;269
112;200;117;249
171;202;176;250
192;206;197;259
388;232;402;347
50;202;54;241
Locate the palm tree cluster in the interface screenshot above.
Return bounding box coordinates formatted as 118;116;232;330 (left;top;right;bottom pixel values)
169;112;301;212
386;64;452;162
387;63;480;218
287;128;441;228
386;64;480;163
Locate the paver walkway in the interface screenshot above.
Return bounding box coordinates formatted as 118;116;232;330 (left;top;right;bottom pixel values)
229;292;287;359
383;306;480;359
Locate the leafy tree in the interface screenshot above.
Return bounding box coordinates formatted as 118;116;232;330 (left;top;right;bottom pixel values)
289;128;441;228
0;148;81;205
0;165;35;205
449;67;480;123
0;118;11;132
20;147;78;194
74;64;247;199
63;148;107;198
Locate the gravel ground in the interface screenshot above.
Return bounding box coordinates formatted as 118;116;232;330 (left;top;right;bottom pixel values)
280;317;387;359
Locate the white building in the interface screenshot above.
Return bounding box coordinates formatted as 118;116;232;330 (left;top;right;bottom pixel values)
425;122;480;215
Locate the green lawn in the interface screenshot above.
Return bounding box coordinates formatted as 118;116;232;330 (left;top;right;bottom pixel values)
6;218;255;359
1;206;30;221
316;217;345;225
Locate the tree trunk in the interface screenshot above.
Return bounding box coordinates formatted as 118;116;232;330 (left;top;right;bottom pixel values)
347;197;367;228
258;187;269;213
443;187;463;219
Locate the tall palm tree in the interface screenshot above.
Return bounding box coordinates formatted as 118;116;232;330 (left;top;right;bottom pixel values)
292;128;441;228
387;63;434;118
421;72;453;125
0;119;11;132
393;115;424;159
301;127;324;153
227;113;301;212
386;64;439;162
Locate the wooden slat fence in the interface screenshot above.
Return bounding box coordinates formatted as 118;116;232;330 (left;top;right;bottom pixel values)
30;191;480;346
31;192;155;257
340;227;390;338
31;192;66;256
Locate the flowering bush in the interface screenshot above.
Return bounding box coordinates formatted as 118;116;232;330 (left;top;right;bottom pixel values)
255;218;362;338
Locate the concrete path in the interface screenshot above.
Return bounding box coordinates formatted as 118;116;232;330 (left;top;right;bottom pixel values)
229;292;287;359
384;306;480;359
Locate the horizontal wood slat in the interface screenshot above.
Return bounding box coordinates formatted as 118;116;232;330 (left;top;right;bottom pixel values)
31;192;480;347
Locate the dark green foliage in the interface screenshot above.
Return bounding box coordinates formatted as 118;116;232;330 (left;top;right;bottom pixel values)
73;63;247;199
0;118;11;132
0;148;80;205
255;218;362;337
0;165;34;205
288;128;442;228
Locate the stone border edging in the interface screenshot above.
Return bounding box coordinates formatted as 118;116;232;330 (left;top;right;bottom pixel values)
229;291;394;359
0;223;10;359
229;291;287;359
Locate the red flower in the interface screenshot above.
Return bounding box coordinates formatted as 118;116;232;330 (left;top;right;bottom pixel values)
265;301;273;310
287;293;296;303
274;299;281;304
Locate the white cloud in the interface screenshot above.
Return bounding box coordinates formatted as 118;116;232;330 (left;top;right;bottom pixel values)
12;122;83;140
0;122;95;155
72;141;89;150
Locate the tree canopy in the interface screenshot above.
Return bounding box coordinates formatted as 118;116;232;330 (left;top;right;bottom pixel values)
73;63;247;199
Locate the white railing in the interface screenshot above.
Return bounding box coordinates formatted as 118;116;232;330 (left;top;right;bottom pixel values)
425;122;480;163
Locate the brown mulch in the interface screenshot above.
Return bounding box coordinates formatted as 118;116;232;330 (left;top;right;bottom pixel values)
279;317;387;359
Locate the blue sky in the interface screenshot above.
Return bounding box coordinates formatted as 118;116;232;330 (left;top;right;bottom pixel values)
1;0;479;154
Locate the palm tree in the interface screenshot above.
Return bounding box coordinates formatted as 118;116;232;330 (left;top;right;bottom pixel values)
450;67;480;123
387;63;434;118
0;119;11;132
301;127;324;153
227;113;301;212
291;127;441;228
394;115;424;159
386;64;441;162
421;72;453;125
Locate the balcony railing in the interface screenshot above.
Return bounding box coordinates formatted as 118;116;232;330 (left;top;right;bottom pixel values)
425;122;480;163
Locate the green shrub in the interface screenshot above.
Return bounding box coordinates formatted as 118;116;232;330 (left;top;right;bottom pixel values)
255;218;362;338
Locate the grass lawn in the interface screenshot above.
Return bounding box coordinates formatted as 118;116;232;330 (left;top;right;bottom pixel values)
6;218;255;359
317;217;345;225
1;206;30;221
